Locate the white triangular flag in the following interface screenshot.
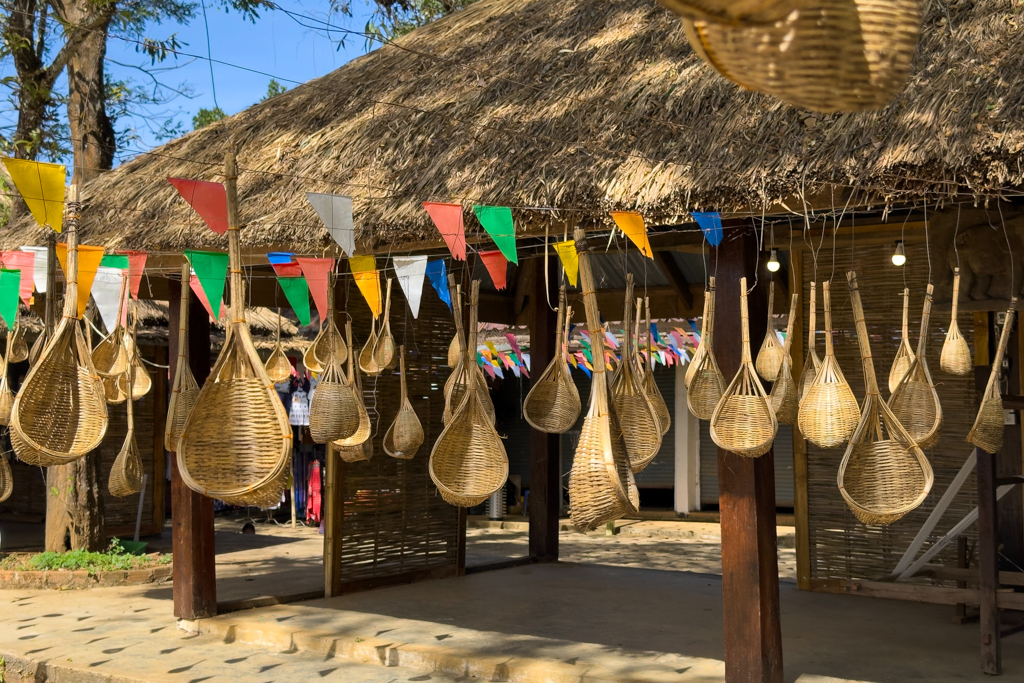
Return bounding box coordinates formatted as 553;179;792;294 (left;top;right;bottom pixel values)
392;255;428;319
19;246;48;293
306;192;354;257
92;266;126;334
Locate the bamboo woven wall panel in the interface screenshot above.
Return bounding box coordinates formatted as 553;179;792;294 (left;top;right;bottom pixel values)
802;243;977;582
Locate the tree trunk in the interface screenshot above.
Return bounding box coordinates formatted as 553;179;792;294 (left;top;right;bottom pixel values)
45;453;106;552
65;9;115;184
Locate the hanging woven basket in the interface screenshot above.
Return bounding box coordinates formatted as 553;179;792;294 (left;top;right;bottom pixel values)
384;345;425;459
523;287;581;434
372;279;398;370
838;272;933;526
176;153;292;506
686;277;726;420
109;308;144;498
0;452;12;503
305;281;348;374
447;333;461;368
309;355;360;444
967;300;1017;454
333;321;371;448
889;284;942;449
443;281;494;427
755;280;785;382
358;318;382;376
637;297;671;436
940;267;972;376
91;275;129;380
264;314;292;384
888;288;916;394
798;281;822;403
165;264;201;452
10;187;109;467
0;330;15;426
117;310;152;401
769;293;800;425
797;280;860;448
8;315;28;364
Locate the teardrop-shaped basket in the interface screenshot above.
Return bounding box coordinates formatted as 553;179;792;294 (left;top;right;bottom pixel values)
304;282;348;374
358;317;382;375
838;271;933;526
567;227;638;531
0;330;15;426
611;275;662;472
334;321;371;448
384;345;425;459
447;333;461;368
117;313;152;400
264;313;292;384
372;279;397;370
8;314;29;364
797;280;860;448
798;281;822;403
10;188;109;467
640;297;671;436
109;306;144;498
0;452;12;502
523;287;581;434
710;278;778;457
888;288;916;393
91;274;129;379
889;284;942;449
687;277;726;420
940;267;972;376
967;300;1016;454
769;293;800;425
443;281;495;427
430;280;508;507
755;280;785;381
165;264;201;452
176;154;292;506
309;353;360;444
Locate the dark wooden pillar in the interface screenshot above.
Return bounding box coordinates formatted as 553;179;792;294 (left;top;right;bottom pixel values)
529;255;560;562
168;275;216;620
714;227;784;683
324;273;346;597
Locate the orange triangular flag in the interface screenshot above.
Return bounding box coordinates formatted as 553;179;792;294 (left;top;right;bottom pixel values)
610;211;653;258
55;243;105;318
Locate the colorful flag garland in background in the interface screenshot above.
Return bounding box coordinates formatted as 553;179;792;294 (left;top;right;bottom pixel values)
168;178;229;234
0;269;21;328
349;255;382;318
478;250;508;290
55;243;105;318
425;260;451;310
424;202;466;260
0;251;36;305
184;250;230;322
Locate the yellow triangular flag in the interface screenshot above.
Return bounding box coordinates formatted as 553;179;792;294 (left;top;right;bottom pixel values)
349;255;382;317
610;211;653;259
2;158;66;232
552;240;579;286
348;255;375;274
55;243;105;318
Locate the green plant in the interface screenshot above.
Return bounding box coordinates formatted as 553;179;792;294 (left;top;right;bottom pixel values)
0;539;170;575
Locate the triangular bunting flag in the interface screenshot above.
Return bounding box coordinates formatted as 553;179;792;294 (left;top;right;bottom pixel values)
0;251;36;305
692;212;723;247
393;255;428;319
278;276;311;327
268;252;302;278
552;240;579;286
2;159;65;232
19;246;48;293
352;270;382;318
190;273;215;320
425;260;451;310
295;257;335;323
100;254;129;270
479;250;508;290
168;178;229;234
0;269;20;328
184;250;230;322
610;211;653;258
423;203;466;261
55;243;105;318
92;266;126;333
504;333;528;378
306;193;355;257
119;250;148;299
473;205;518;264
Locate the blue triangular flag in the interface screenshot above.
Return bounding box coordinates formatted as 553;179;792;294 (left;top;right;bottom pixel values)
692;212;723;247
425;259;451;311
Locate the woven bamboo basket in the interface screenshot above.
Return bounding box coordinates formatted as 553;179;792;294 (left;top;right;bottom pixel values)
612;276;662;472
176;153;292;506
8;316;28;364
658;0;800;24
358;318;381;375
678;0;922;114
334;321;371;448
109;314;144;498
797;280;860;448
117;310;152;400
523;287;581;434
28;332;45;366
769;293;800;425
306;280;348;374
337;437;373;463
641;297;671;436
685;281;712;390
940;267;972;376
0;331;15;426
430;280;508;507
888;288;916;394
838;272;933;526
309;354;360;444
967;300;1017;454
443;284;495;427
755;280;785;382
447;333;461;368
91;275;129;379
165;264;201;452
798;281;822;403
687;277;726;420
10;187;109;468
372;279;398;370
264;314;292;384
384;345;425;459
0;452;11;502
889;284;942;449
710;278;778;457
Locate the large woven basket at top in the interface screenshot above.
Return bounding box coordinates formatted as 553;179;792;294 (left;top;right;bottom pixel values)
165;264;201;452
384;345;425;459
523;287;581;434
670;0;922;113
967;301;1017;455
838;272;932;526
888;284;942;450
686;277;726;420
176;153;292;506
108;306;144;498
11;187;109;467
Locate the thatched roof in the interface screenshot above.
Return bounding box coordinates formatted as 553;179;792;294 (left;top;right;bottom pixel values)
1;0;1021;253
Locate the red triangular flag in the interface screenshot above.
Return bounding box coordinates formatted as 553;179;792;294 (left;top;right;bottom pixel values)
479;250;508;290
423;202;466;261
190;273;215;319
168;178;229;234
118;250;148;299
295;257;335;323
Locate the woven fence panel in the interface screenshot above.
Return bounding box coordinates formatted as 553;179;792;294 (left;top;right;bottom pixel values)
803;243;977;583
334;282;460;583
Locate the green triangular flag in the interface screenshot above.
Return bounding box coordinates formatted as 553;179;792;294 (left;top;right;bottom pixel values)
278;276;311;327
184;250;229;322
473;205;518;264
0;269;21;329
100;254;129;270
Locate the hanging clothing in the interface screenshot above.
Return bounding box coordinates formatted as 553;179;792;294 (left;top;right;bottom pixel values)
306;460;322;525
289;387;310;426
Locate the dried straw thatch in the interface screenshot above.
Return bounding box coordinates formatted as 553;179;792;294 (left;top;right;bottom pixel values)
0;0;1019;253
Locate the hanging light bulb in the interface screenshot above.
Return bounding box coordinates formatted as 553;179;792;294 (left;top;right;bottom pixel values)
767;249;781;273
892;240;906;266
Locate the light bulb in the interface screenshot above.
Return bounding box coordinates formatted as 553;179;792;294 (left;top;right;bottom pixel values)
892;240;906;266
767;249;781;273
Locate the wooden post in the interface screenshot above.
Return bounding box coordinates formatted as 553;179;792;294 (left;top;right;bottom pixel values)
789;249;811;590
168;274;216;620
151;345;168;532
714;227;784;683
323;274;346;597
529;255;560;562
